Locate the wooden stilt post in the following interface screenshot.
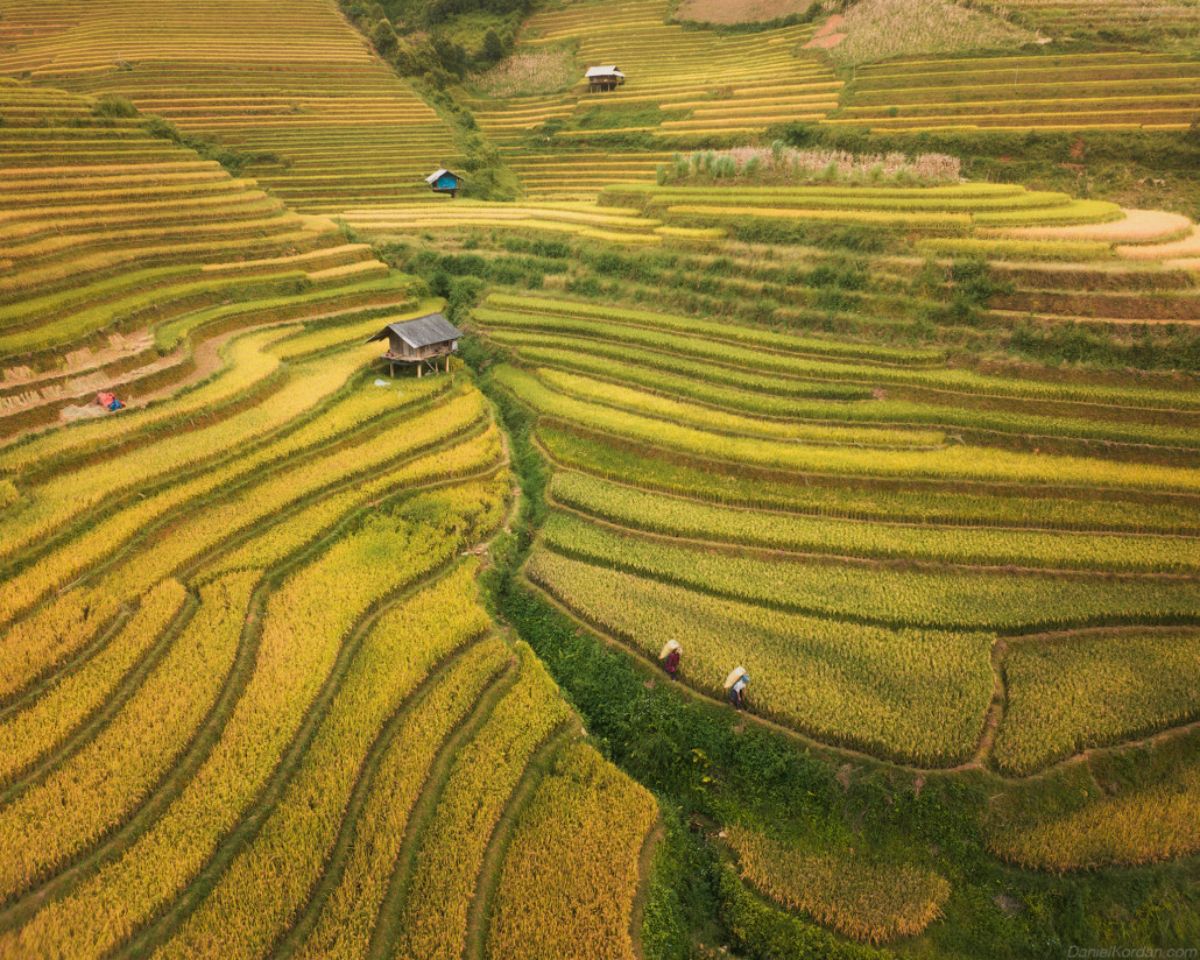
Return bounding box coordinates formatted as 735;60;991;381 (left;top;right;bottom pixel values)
417;363;422;378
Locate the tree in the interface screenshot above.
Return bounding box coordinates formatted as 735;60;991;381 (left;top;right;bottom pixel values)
482;28;504;63
371;18;399;55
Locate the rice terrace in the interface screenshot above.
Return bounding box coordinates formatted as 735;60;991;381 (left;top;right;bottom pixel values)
0;0;1198;955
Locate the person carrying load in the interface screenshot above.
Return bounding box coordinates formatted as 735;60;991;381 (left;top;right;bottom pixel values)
659;640;682;680
724;666;749;710
96;391;124;412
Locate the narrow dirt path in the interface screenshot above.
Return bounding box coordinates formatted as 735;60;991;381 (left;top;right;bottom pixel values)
994;209;1193;244
630;817;666;960
970;638;1008;769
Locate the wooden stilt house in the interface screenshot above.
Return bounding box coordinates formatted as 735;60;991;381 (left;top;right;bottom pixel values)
585;65;625;92
368;312;463;377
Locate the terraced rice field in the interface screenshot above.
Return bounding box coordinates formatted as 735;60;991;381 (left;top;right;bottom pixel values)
997;0;1200;42
470;288;1200;783
0;84;655;960
4;0;1200;950
0;79;415;433
342;179;1200;298
604;180;1128;229
727;826;951;944
0;0;460;212
592;181;1200;325
501;150;679;202
314;157;1200;944
463;0;841;198
342;200;670;244
830;49;1200;131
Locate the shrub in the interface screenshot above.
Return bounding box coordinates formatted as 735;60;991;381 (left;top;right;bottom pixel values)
371;17;399;53
93;95;138;118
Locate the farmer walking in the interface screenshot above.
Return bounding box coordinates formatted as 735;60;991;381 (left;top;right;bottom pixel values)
659;640;682;680
724;666;749;710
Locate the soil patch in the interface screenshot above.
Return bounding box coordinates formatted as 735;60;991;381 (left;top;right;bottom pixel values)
806;30;847;50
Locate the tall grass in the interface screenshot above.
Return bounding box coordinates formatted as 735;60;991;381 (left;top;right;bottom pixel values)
830;0;1036;65
658;143;961;185
472;45;578;98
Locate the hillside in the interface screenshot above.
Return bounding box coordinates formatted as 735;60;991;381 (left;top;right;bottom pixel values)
1;0;1199;957
0;10;656;960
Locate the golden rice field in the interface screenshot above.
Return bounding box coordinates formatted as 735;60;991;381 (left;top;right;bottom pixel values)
996;0;1200;42
0;79;411;434
824;0;1037;67
0;62;655;960
331;154;1200;945
0;0;461;212
0;304;656;957
831;49;1200;132
4;0;1200;955
726;825;951;943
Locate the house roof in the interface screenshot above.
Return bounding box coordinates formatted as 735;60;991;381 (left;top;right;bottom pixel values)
368;312;463;348
585;65;624;78
425;167;459;184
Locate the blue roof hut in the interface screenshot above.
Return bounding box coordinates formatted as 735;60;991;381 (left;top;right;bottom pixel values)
426;167;462;197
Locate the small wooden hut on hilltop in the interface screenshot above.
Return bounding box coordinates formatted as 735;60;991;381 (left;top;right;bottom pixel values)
426;167;462;197
368;312;463;377
585;65;625;92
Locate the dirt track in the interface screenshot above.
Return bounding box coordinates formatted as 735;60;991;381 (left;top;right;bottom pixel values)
1000;209;1192;244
